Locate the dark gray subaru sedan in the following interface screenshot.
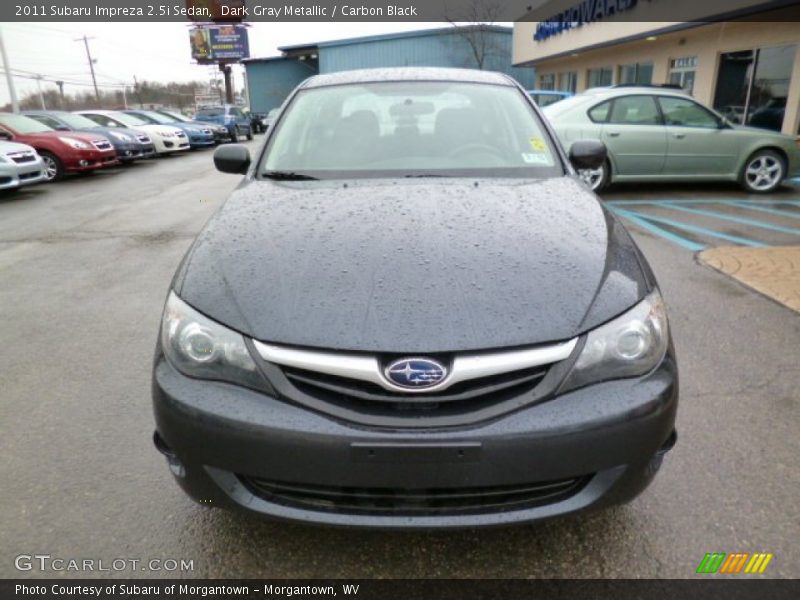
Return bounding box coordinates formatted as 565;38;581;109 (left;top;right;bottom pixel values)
152;68;677;528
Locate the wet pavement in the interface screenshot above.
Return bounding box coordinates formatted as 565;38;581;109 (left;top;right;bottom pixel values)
1;154;798;579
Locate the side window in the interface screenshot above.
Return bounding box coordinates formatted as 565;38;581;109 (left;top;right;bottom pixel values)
658;96;719;128
588;100;611;123
608;95;661;125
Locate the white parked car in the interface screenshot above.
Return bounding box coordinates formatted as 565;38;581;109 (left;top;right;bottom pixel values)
0;140;46;191
75;110;190;155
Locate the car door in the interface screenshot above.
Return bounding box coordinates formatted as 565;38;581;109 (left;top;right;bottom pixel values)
656;95;740;176
232;108;248;130
601;95;667;176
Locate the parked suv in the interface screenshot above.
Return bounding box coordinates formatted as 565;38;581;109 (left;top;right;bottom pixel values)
24;110;155;163
0;113;117;181
194;105;253;142
152;68;678;528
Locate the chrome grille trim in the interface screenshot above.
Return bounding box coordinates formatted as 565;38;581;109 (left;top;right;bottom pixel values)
252;338;577;394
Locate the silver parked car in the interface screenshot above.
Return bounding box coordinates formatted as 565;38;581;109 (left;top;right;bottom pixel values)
0;140;47;191
543;86;800;193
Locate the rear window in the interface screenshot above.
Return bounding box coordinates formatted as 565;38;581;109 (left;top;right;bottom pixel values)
197;107;224;117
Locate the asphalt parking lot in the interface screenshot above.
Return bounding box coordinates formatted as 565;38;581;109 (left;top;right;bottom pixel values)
1;146;798;579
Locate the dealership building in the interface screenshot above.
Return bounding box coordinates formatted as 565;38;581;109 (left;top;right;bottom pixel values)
513;0;800;134
243;26;536;113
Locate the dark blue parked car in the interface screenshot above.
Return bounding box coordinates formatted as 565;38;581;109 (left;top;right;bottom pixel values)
123;110;215;149
23;110;156;162
194;105;253;142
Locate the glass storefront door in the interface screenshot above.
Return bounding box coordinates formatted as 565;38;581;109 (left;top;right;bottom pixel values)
714;44;796;131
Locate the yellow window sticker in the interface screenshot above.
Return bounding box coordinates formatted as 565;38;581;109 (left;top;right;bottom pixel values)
529;137;547;152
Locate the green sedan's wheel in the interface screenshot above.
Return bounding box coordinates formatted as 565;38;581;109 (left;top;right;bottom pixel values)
742;150;786;193
39;151;64;182
578;160;609;193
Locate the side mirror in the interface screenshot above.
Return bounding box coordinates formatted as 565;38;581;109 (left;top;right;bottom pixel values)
213;144;250;175
569;139;607;170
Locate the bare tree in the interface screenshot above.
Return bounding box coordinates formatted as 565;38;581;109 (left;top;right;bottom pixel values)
445;0;505;70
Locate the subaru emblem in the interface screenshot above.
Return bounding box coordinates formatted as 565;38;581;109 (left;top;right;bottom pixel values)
384;358;448;390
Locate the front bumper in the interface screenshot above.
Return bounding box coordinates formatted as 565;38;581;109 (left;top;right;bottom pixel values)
187;134;216;148
114;141;148;162
0;159;47;189
152;350;678;528
63;149;118;172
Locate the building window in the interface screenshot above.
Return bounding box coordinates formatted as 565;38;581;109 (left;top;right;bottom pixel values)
587;67;613;88
618;62;653;85
714;44;796;131
539;73;555;90
669;56;697;95
557;71;577;93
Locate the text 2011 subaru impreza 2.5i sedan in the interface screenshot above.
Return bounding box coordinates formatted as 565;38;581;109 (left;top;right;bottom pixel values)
152;68;678;528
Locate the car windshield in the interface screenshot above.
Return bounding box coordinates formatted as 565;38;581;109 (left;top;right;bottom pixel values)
108;112;147;127
197;107;224;117
58;113;103;129
262;81;562;179
159;111;190;122
135;111;174;124
0;114;54;134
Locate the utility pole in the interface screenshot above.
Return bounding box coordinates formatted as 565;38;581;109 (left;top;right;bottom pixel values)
76;35;99;102
0;27;19;112
121;84;128;109
34;75;46;109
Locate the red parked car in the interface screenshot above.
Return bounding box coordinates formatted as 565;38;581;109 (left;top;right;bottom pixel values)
0;113;118;181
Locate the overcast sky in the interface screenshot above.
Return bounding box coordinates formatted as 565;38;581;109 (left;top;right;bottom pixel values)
0;22;468;106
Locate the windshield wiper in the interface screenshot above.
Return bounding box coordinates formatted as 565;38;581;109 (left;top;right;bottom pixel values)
403;173;453;178
263;171;319;181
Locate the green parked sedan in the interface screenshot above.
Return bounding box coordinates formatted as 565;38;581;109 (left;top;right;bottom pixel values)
543;87;800;193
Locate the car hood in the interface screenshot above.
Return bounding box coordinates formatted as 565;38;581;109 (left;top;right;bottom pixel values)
176;177;650;353
0;140;36;153
11;130;109;145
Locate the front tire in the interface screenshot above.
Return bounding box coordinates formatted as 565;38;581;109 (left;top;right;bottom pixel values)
578;160;610;193
229;126;239;143
741;149;786;193
39;151;64;182
246;127;254;141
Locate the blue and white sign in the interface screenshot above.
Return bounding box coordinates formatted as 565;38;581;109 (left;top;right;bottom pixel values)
534;0;639;42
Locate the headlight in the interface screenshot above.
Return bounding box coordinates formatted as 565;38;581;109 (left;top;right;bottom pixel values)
58;137;91;149
108;131;132;142
160;291;271;393
559;290;669;393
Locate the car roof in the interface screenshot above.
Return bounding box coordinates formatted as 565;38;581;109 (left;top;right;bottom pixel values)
301;67;515;89
580;86;691;99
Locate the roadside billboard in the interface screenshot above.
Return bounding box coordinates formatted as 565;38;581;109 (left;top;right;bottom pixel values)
190;25;250;64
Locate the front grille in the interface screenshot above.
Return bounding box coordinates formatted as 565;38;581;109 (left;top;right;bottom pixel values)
92;140;113;151
201;129;211;134
239;475;591;516
8;151;36;164
281;364;549;417
19;171;42;180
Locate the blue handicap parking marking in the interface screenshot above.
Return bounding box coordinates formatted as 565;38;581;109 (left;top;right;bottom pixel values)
606;196;800;251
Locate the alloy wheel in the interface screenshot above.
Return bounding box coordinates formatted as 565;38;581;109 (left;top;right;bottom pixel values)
42;155;58;181
579;165;605;191
745;155;783;191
